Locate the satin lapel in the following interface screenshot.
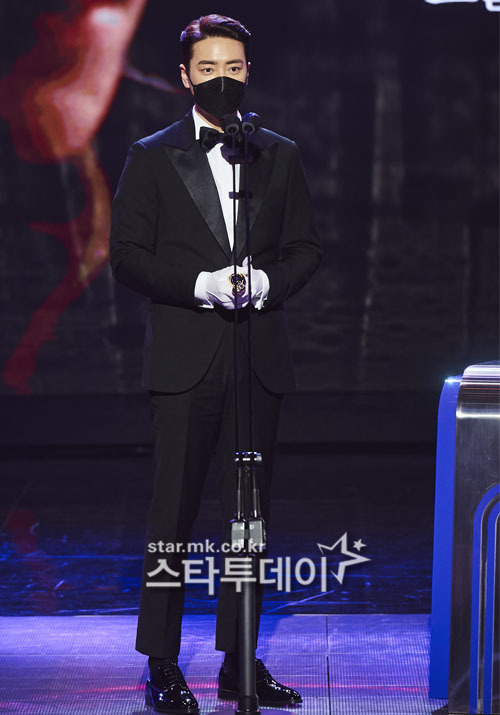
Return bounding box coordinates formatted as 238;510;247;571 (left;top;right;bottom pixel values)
163;142;232;261
234;141;279;262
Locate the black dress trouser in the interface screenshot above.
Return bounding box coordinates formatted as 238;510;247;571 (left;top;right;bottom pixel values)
135;319;283;657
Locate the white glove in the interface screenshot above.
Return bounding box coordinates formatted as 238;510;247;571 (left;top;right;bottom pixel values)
205;265;249;310
241;256;269;309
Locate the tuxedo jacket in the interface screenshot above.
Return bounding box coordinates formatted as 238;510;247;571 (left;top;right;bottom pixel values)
109;110;321;394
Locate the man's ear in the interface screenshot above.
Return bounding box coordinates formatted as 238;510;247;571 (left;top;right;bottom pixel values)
179;63;192;91
245;61;251;85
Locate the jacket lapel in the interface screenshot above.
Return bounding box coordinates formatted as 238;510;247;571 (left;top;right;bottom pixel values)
161;111;279;264
234;140;279;262
165;142;232;260
161;112;232;260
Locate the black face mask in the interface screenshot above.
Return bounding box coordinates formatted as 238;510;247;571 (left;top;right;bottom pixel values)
191;75;246;119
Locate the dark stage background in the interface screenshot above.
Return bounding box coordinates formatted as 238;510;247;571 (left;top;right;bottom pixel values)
1;0;498;398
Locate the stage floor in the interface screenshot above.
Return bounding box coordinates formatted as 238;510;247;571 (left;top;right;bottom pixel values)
0;452;436;616
0;614;447;715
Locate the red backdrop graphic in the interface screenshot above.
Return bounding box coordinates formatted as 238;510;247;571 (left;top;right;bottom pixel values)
0;1;148;393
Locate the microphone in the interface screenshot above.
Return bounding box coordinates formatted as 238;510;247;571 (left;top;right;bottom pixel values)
222;113;262;164
221;113;262;140
241;112;262;136
221;114;242;138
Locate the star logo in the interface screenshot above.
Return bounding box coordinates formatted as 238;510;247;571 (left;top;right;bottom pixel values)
317;533;371;584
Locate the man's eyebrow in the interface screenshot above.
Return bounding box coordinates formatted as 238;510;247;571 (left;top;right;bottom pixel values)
197;59;244;65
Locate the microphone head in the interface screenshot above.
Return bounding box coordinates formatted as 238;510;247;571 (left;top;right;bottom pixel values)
241;112;262;136
221;114;242;136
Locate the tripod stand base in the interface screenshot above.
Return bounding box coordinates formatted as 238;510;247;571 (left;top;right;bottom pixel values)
217;706;285;715
236;694;260;715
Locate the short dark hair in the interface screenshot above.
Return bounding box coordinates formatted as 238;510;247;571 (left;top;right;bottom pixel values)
180;14;251;72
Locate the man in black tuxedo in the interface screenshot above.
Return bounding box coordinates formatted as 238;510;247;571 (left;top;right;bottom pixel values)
110;13;321;714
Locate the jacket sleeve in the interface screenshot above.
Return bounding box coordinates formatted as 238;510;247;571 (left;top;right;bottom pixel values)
109;141;199;307
260;141;322;310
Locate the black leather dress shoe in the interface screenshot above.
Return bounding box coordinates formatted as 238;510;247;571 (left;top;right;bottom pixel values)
217;658;302;706
145;663;199;714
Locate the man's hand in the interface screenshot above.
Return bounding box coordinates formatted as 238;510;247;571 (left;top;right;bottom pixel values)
205;265;249;309
241;257;269;309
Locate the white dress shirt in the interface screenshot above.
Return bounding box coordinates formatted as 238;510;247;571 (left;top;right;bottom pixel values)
192;106;269;310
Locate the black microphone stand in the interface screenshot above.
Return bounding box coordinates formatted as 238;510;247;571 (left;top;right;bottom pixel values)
219;114;278;715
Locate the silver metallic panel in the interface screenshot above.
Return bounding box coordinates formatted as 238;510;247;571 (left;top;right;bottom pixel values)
449;362;500;715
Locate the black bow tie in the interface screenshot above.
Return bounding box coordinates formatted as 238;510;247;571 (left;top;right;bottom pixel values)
199;126;230;153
